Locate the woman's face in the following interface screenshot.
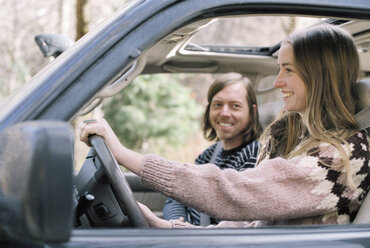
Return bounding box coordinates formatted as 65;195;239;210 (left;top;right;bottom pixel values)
273;42;307;113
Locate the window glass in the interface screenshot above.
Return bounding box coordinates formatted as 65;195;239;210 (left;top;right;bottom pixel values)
189;16;324;47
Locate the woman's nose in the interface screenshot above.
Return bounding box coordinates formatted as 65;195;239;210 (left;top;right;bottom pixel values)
273;74;286;89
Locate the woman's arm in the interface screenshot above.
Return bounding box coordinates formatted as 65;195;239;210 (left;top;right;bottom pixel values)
140;140;368;223
141;154;321;221
79;119;369;225
79;118;143;175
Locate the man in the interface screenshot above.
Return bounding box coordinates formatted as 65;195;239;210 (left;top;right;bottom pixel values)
163;74;263;225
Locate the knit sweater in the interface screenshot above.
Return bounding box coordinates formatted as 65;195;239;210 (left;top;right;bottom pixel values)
141;130;369;228
163;140;259;225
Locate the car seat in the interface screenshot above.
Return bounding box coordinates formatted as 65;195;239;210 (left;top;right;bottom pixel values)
352;78;370;224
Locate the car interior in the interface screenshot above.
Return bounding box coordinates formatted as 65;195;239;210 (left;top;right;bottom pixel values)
71;15;370;229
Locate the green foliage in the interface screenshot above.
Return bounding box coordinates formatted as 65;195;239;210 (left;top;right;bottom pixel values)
102;74;203;152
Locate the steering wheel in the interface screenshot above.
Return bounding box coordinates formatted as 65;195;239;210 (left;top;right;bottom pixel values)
89;135;149;227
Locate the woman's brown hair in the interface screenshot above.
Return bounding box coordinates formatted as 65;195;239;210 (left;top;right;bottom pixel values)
259;24;360;187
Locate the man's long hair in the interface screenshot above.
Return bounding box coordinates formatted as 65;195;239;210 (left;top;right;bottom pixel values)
202;74;263;144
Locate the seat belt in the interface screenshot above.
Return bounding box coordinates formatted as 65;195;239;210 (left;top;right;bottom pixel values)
353;106;370;224
355;106;370;131
200;141;223;227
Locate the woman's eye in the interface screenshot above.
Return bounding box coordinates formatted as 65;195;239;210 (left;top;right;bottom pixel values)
285;66;296;73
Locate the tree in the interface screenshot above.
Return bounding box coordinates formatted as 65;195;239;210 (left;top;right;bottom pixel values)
76;0;88;40
102;74;203;153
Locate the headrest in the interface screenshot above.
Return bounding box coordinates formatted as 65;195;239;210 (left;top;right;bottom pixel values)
354;79;370;131
355;78;370;112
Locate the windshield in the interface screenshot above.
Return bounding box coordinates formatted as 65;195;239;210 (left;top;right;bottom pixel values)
189;16;325;47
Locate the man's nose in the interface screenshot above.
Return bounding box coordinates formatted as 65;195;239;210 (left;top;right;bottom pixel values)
220;105;231;115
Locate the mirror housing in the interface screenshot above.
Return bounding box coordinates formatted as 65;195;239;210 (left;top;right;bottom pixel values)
34;33;74;58
0;121;74;244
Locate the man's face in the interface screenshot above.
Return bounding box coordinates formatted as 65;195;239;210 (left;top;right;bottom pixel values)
209;82;251;150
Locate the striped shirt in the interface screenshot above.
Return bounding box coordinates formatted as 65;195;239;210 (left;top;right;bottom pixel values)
195;140;259;170
163;140;260;225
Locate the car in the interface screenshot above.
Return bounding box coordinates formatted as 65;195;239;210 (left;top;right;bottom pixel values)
0;0;369;247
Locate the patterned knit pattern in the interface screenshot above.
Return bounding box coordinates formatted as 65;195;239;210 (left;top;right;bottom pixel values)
256;116;370;225
163;140;260;225
142;131;369;228
306;132;370;224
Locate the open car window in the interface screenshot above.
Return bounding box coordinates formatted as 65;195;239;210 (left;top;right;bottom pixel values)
72;13;370;231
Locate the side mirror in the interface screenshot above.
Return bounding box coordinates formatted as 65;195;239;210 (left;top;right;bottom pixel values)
0;121;74;244
34;33;74;58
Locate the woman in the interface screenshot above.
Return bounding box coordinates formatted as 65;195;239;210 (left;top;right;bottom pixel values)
80;24;369;228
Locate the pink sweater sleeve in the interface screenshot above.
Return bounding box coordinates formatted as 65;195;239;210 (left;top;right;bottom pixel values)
142;155;329;221
140;132;368;227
